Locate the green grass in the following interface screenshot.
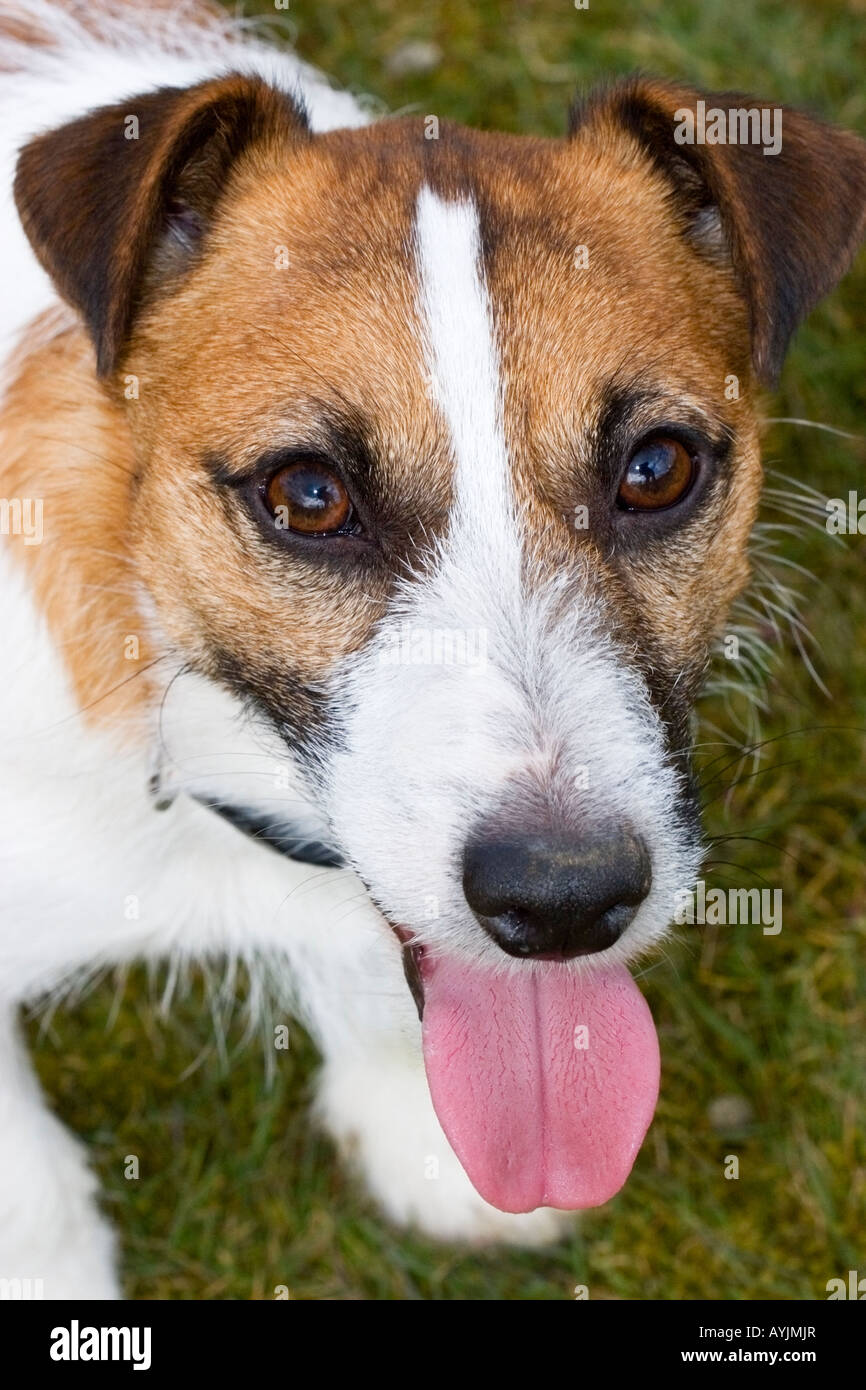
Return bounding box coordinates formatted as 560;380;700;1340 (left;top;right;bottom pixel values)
26;0;866;1299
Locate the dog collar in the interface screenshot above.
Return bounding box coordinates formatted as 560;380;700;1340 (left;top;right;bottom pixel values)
192;797;345;867
150;766;344;868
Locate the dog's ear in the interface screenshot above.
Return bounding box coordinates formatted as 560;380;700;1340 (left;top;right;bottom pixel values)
570;77;866;385
14;74;309;376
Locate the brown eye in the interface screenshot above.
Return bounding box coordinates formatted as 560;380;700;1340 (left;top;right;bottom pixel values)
617;436;695;511
265;460;353;535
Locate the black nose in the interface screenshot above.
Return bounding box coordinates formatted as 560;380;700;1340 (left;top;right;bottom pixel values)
462;831;651;960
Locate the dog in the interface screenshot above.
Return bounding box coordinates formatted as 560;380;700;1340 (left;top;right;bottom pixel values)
0;0;864;1300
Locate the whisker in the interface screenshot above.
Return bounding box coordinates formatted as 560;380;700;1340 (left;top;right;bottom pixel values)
765;417;864;442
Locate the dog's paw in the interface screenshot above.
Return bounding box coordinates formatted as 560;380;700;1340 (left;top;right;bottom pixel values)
0;1230;121;1302
316;1051;575;1248
0;1103;121;1299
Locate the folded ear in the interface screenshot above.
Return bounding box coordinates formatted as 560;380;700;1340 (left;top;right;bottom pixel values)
570;77;866;385
14;74;309;375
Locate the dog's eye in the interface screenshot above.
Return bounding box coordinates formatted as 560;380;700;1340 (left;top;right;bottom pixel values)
617;436;695;511
264;461;353;535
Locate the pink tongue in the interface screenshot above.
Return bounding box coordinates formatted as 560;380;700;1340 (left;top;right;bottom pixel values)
420;954;659;1213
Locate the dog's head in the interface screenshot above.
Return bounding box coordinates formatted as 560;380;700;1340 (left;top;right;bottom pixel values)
14;74;866;1212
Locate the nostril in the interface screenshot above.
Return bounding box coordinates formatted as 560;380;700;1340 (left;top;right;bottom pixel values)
462;830;651;960
481;899;640;960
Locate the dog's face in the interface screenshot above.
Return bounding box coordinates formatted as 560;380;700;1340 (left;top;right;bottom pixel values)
124;108;762;972
14;74;866;1213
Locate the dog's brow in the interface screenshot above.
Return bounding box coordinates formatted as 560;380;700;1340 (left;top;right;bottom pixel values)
596;383;735;452
200;403;379;487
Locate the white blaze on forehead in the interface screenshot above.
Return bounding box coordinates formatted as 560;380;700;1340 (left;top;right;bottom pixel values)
413;188;516;547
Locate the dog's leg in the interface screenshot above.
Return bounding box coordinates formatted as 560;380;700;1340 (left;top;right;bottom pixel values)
0;1009;120;1300
316;1043;576;1248
301;921;574;1248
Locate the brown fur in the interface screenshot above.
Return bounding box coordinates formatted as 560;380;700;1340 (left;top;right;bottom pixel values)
0;311;155;731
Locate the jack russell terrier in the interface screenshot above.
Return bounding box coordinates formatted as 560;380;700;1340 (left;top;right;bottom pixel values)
0;0;864;1298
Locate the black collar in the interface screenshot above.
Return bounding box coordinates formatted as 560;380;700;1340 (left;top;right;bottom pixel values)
191;796;345;868
188;795;422;1016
